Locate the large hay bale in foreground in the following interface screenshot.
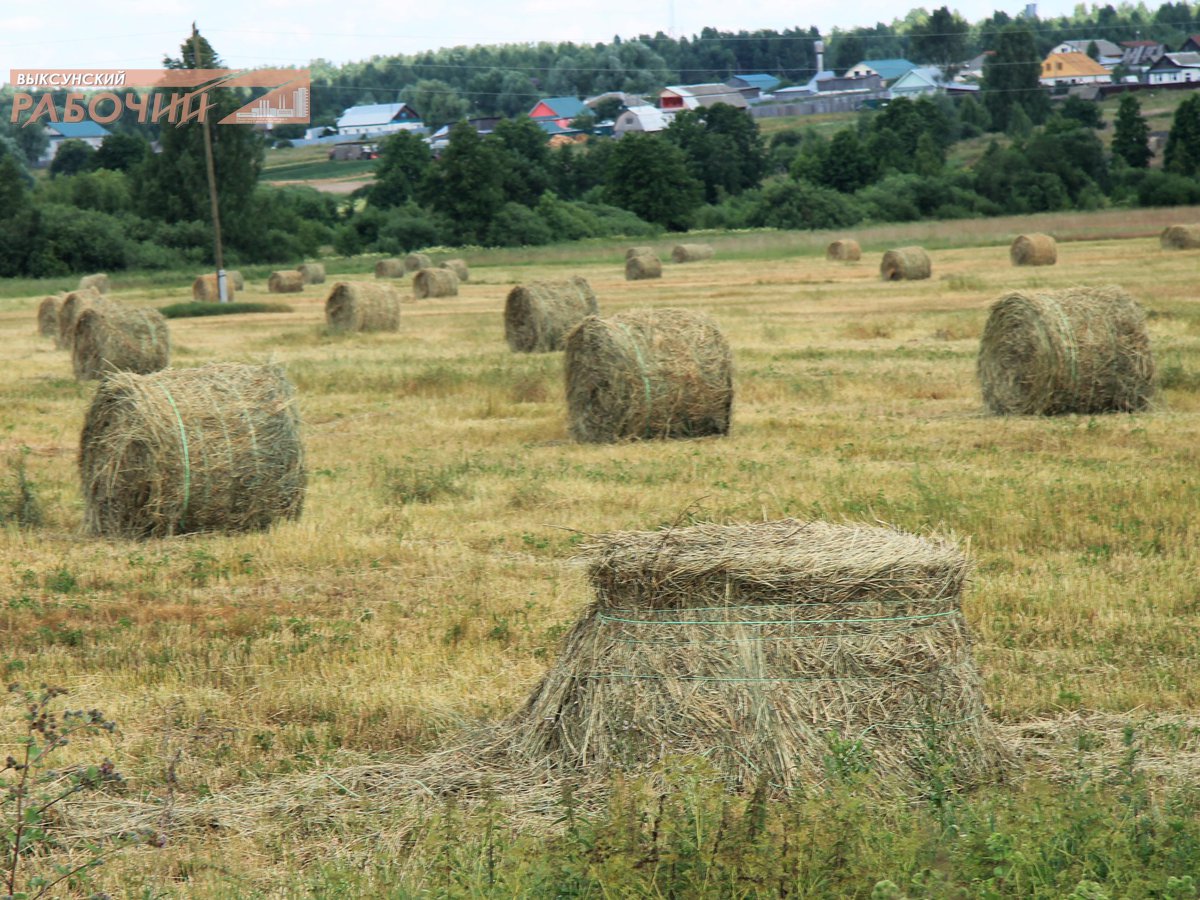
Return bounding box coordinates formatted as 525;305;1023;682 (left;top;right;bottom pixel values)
440;259;469;281
977;286;1155;415
192;273;237;302
511;519;1008;793
1010;233;1057;266
565;308;732;442
505;276;598;353
826;239;862;261
625;254;662;281
626;246;655;259
325;281;401;333
57;288;109;350
268;270;305;293
375;258;404;279
72;307;170;380
413;267;459;299
37;295;63;338
671;243;714;263
78;273;109;294
297;262;326;284
1160;224;1200;250
79;363;305;539
405;252;432;272
880;246;931;281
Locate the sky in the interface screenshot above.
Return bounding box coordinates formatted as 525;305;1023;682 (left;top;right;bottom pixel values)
2;0;1090;74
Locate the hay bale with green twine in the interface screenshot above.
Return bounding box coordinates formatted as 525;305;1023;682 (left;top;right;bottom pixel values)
37;295;63;339
977;285;1155;415
625;254;662;281
504;276;598;353
375;258;404;278
268;270;305;294
78;273;109;294
58;288;110;350
880;247;931;281
413;268;459;299
1160;224;1200;250
510;519;1009;794
564;307;733;443
1010;233;1057;266
72;306;170;380
671;243;714;263
192;273;237;302
405;252;432;272
440;259;469;281
826;239;861;261
79;362;306;539
325;281;401;333
297;262;326;284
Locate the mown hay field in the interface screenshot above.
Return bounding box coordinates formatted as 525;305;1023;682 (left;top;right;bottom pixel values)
2;216;1200;894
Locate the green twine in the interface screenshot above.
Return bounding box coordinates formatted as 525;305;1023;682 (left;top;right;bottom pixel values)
158;385;191;523
596;609;959;627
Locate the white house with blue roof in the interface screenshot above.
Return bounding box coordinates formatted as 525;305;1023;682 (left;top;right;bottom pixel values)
335;102;423;137
41;121;111;165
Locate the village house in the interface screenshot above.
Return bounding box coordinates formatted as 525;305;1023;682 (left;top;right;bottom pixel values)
1040;52;1112;86
613;105;669;137
335;102;423;137
658;83;748;111
528;96;588;129
1147;51;1200;84
1050;39;1123;67
843;58;918;83
725;73;781;102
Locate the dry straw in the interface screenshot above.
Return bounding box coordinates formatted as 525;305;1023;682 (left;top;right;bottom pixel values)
375;258;404;278
672;243;715;263
268;270;305;293
79;362;305;539
510;519;1009;793
57;288;109;350
72;306;170;380
626;246;655;259
625;254;662;281
504;276;598;352
440;258;469;281
192;273;237;302
405;252;432;272
826;239;862;261
565;307;733;443
977;285;1155;415
880;247;931;281
413;267;459;299
297;262;326;284
228;270;245;291
78;273;109;294
325;281;401;332
37;295;62;338
1160;224;1200;250
1010;233;1057;266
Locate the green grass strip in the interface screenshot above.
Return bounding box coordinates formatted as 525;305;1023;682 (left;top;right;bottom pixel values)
159;301;294;319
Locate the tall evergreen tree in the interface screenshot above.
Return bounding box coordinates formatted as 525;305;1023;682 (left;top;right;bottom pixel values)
910;7;969;73
982;24;1049;133
1112;94;1151;168
1164;94;1200;177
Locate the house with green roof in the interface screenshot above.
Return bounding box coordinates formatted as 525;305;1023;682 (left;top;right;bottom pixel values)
845;59;918;83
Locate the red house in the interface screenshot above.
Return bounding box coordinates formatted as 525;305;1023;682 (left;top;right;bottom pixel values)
528;96;588;130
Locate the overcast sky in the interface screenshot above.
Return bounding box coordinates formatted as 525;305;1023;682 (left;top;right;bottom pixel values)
4;0;1085;73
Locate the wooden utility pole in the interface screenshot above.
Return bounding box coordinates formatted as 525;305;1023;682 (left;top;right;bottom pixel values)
192;22;228;302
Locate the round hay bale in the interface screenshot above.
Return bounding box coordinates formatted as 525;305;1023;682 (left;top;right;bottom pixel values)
977;285;1155;415
671;243;714;263
192;273;237;302
297;262;326;284
227;270;245;291
826;239;862;261
1009;233;1057;266
413;267;459;299
404;252;432;272
625;253;662;281
78;273;109;294
268;270;305;293
511;519;1009;793
1160;224;1200;250
880;246;931;281
625;246;655;259
72;306;170;381
37;295;63;338
439;258;469;281
504;276;598;353
564;307;733;443
375;258;405;279
325;281;401;333
79;362;305;539
57;288;109;350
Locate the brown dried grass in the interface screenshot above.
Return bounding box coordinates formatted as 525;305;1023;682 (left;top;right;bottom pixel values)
37;295;62;338
375;258;404;278
880;247;931;281
405;252;432;272
268;271;305;294
413;268;459;299
57;288;109;350
626;246;655;259
504;276;598;352
826;239;862;261
440;259;469;281
78;273;109;294
72;306;170;380
325;281;401;333
192;274;237;302
625;254;662;281
1160;224;1200;250
298;262;326;284
671;243;714;263
1010;233;1057;266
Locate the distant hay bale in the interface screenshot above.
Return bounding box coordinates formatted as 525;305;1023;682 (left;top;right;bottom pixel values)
413;268;459;299
78;273;109;294
626;246;655;259
671;243;714;263
375;258;405;279
880;247;931;281
57;288;109;350
268;270;305;293
405;252;432;272
325;281;401;333
227;270;245;291
440;259;469;281
192;273;237;302
72;306;170;381
977;285;1155;415
826;239;862;261
510;519;1009;793
37;295;63;338
1160;224;1200;250
79;362;306;539
1010;233;1057;266
564;307;733;443
297;262;326;284
504;276;598;353
625;254;662;281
